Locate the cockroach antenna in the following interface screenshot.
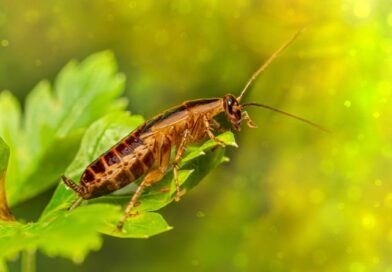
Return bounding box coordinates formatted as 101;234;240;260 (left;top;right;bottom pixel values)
235;28;329;133
241;102;330;133
237;28;305;102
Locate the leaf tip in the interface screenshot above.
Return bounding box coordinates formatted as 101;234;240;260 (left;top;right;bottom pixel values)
221;156;230;163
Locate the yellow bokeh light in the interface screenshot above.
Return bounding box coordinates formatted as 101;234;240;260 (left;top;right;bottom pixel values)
309;189;325;205
348;186;362;201
374;179;382;186
384;193;392;208
0;39;8;47
353;0;372;18
387;13;392;26
362;213;376;229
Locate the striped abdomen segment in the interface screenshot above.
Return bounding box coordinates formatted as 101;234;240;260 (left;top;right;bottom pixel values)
79;130;156;199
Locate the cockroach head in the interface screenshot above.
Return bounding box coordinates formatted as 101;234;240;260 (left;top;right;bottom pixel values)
223;94;242;131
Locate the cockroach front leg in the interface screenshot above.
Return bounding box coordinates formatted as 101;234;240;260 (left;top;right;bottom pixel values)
242;111;257;128
117;169;164;230
173;129;190;202
203;115;226;147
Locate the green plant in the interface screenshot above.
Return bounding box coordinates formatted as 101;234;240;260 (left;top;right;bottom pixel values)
0;52;236;270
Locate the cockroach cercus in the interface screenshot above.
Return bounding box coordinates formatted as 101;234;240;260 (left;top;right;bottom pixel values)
62;29;328;230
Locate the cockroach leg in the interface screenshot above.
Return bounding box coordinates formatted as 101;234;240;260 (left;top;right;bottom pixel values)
210;119;225;133
117;179;147;230
158;134;171;173
159;187;170;193
117;169;164;230
203;115;226;147
172;165;181;201
173;129;190;202
68;197;83;211
242;111;257;128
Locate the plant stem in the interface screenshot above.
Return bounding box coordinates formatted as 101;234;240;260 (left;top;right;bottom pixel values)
0;170;15;222
21;249;36;272
0;260;9;272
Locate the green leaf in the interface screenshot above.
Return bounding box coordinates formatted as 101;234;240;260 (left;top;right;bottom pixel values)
0;137;10;175
0;204;121;262
0;137;14;222
0;92;21;148
0;260;7;272
101;212;172;238
0;51;127;206
181;131;237;164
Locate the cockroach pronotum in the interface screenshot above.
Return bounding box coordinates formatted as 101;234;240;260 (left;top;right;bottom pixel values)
62;29;327;230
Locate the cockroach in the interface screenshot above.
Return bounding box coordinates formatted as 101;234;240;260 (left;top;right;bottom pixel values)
62;29;327;230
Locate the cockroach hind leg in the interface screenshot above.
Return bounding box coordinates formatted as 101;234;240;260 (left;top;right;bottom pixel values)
118;177;149;231
117;220;125;230
68;197;83;211
116;211;140;230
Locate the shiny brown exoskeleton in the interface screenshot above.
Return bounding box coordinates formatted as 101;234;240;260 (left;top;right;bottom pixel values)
62;29;327;229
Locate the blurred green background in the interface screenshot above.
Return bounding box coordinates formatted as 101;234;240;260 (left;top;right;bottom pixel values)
1;0;392;271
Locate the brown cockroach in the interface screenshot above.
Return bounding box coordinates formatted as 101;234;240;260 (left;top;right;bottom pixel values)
62;29;327;230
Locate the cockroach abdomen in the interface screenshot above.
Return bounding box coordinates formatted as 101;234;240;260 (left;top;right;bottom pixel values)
129;158;144;177
82;168;95;183
115;170;133;187
116;142;133;157
141;151;154;168
104;151;121;166
90;159;106;173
